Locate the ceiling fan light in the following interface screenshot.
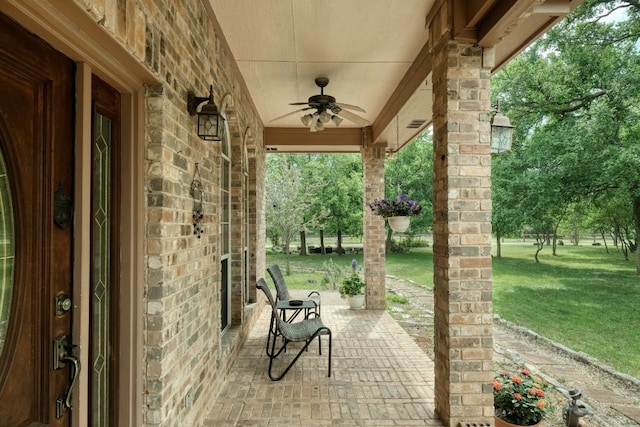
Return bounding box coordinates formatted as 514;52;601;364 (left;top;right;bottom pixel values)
315;119;324;131
300;114;313;127
319;110;331;123
331;115;343;126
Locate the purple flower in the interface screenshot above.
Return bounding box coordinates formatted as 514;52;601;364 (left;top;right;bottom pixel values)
369;195;422;218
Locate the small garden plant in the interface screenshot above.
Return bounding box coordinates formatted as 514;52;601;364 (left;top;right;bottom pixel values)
339;274;365;297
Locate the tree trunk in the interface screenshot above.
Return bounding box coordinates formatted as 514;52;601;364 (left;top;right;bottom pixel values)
634;196;640;275
599;229;609;253
385;228;393;253
552;221;560;256
284;237;291;274
534;234;544;263
337;229;343;251
320;229;325;255
496;228;502;258
299;230;307;256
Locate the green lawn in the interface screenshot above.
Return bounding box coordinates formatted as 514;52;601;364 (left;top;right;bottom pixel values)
266;241;640;378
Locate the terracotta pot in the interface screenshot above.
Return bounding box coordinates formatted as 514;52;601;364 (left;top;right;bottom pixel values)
387;216;410;232
494;416;541;427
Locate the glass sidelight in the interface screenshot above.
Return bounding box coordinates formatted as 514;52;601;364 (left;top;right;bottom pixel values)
91;75;121;427
92;112;112;425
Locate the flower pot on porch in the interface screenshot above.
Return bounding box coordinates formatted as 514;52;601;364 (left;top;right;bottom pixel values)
494;416;541;427
347;294;365;309
387;216;410;232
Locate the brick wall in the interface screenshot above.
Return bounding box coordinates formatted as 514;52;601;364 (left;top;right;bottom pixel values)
429;3;494;426
71;1;265;425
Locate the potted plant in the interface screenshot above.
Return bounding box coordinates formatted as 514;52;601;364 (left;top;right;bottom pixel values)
493;367;555;427
368;194;422;232
339;273;365;309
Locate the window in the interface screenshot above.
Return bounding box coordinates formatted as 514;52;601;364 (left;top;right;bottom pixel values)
243;146;250;303
220;119;231;330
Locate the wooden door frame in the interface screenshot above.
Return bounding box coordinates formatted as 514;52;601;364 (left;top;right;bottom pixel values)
0;2;157;426
75;65;147;427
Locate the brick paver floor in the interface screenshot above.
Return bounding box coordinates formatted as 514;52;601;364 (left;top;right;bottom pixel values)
205;291;443;426
206;279;640;426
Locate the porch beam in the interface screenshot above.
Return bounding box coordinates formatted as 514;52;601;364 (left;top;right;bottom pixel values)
264;127;363;153
371;41;433;148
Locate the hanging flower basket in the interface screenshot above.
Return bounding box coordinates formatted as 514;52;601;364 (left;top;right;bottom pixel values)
369;194;421;232
387;216;410;232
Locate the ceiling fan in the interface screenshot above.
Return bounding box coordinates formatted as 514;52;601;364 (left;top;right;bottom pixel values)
271;77;369;131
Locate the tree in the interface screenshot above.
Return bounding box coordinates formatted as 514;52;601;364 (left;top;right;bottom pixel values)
266;154;323;273
492;153;526;257
491;1;640;271
304;154;363;253
384;131;433;235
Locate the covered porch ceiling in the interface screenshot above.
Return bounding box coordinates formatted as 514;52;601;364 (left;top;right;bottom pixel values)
207;0;583;153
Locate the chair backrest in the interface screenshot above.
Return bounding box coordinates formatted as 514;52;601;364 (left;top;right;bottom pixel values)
256;278;291;337
267;264;292;301
257;277;277;308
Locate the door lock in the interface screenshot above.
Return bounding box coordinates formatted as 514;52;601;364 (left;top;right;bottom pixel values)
55;293;72;317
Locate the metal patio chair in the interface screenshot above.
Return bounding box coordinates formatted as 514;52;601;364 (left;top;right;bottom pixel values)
256;278;332;381
267;263;321;321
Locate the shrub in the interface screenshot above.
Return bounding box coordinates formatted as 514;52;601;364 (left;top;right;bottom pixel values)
321;258;346;290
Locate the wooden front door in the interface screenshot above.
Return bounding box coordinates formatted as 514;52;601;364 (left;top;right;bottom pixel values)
0;13;75;426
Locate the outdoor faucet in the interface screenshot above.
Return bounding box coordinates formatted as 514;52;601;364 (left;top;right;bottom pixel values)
563;388;590;427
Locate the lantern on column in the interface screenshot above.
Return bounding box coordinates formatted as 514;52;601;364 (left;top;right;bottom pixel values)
490;105;514;153
187;85;225;141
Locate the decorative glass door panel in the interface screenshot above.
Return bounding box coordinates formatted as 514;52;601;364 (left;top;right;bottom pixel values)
91;75;121;427
0;149;14;359
92;112;112;426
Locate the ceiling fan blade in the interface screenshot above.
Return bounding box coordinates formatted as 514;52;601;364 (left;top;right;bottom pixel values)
270;107;311;122
335;102;366;113
289;102;309;106
335;109;369;127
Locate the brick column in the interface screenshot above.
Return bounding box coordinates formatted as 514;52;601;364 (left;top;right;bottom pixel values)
361;131;386;310
429;5;494;427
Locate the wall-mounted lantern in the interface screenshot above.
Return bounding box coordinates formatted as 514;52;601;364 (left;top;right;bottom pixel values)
187;85;225;141
491;104;514;153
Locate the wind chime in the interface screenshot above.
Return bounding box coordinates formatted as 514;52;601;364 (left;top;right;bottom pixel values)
191;163;204;238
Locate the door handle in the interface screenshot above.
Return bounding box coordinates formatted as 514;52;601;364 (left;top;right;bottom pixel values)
60;353;80;410
53;333;82;418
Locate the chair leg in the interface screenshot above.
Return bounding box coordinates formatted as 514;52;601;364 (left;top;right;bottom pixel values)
268;337;313;381
265;313;278;357
327;330;332;378
267;329;331;381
